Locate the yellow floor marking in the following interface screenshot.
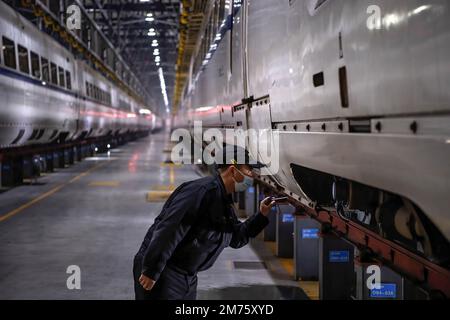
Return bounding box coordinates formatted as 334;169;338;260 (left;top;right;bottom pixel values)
89;181;120;187
147;163;177;202
160;162;182;168
0;184;65;223
263;240;319;300
0;161;109;223
153;185;176;191
169;165;175;190
68;162;108;184
298;281;320;300
146;190;173;202
279;258;295;275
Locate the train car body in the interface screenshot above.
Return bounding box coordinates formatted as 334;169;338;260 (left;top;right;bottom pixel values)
0;4;78;147
176;0;450;262
0;1;161;150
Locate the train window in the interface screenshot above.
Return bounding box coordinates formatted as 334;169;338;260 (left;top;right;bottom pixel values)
18;45;29;74
50;62;58;85
2;37;17;69
41;57;49;83
30;51;40;78
58;66;65;88
85;81;89;96
66;71;71;90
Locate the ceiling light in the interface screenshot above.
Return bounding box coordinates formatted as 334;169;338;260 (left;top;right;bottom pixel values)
145;17;154;22
146;13;153;17
195;106;214;112
158;67;169;107
139;109;152;115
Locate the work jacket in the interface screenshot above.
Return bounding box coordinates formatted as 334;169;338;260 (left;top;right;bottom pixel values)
136;173;269;281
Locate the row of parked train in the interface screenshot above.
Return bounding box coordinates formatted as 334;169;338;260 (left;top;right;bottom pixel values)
0;1;162;151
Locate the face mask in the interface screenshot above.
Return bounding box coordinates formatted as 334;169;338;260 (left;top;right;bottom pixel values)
233;168;254;192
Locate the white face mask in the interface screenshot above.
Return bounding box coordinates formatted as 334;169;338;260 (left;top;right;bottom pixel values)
233;167;254;192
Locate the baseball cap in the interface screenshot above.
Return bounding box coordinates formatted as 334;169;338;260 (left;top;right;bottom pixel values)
215;144;265;169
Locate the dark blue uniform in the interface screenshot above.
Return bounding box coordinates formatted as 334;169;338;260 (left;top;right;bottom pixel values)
133;174;269;300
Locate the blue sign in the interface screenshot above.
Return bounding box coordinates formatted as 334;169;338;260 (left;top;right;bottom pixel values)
370;283;397;299
302;228;319;239
282;213;294;223
329;250;350;263
248;187;255;194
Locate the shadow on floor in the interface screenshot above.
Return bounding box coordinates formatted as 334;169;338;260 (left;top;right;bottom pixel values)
197;284;309;300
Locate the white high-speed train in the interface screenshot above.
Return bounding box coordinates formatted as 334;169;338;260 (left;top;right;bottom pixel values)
175;0;450;264
0;1;162;150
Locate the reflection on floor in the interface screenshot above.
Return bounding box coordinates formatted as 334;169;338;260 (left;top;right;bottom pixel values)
198;285;309;300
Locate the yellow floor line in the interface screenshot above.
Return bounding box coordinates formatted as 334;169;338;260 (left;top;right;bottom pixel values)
0;184;65;223
147;163;177;202
89;181;120;187
68;162;108;184
0;161;110;223
263;240;319;300
298;281;320;300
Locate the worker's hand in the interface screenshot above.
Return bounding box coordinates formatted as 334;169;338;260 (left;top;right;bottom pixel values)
139;274;156;291
260;197;276;217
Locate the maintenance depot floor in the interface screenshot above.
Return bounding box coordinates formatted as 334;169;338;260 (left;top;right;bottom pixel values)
0;133;317;300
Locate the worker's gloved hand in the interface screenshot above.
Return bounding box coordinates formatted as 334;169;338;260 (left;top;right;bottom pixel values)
260;197;276;217
139;274;156;291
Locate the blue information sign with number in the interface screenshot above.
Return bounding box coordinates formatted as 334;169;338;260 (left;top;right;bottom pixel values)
302;228;319;239
370;283;397;299
282;214;294;223
329;250;350;262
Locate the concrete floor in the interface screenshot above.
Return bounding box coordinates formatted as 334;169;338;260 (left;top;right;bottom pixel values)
0;133;308;300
